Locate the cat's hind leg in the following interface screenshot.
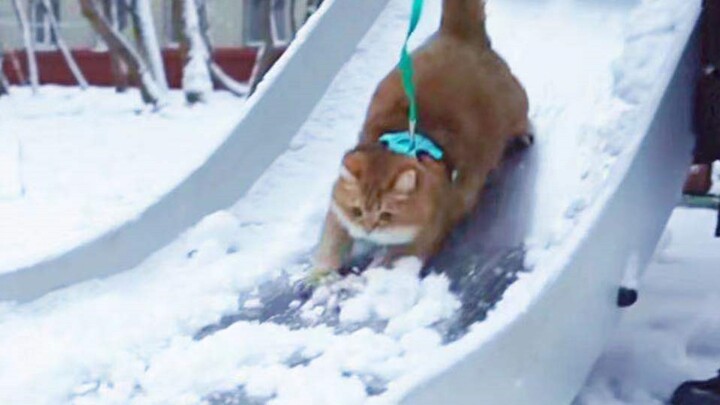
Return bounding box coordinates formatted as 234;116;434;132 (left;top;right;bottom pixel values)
452;168;488;219
505;118;535;155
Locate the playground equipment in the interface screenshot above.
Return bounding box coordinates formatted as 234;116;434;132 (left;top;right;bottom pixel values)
0;0;703;403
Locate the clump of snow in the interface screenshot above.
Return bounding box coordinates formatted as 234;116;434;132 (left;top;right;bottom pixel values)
305;257;460;338
0;86;245;274
614;0;696;104
180;0;212;101
577;208;720;404
184;211;242;263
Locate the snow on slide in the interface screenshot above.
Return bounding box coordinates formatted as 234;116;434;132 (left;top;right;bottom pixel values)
0;0;698;404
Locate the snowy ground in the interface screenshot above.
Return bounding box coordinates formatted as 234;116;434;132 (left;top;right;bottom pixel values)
0;87;245;273
0;0;703;404
577;207;720;405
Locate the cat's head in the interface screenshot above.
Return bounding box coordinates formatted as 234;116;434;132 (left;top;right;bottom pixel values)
331;145;448;245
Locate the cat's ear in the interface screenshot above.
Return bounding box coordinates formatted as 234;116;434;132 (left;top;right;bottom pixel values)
341;151;364;182
394;169;417;193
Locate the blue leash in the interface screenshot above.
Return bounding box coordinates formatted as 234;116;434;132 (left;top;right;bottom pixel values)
399;0;425;145
381;0;447;163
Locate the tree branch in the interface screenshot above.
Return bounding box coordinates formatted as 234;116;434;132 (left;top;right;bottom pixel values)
248;0;276;95
40;0;89;89
0;44;10;96
79;0;163;105
125;0;169;92
195;0;247;97
103;0;130;92
12;0;39;92
175;0;212;103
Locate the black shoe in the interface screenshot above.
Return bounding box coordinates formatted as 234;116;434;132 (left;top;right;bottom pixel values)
671;371;720;405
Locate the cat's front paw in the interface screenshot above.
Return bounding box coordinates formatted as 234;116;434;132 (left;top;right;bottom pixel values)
294;269;340;300
304;268;341;287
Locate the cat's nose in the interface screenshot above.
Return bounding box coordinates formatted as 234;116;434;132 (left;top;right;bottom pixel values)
362;219;377;232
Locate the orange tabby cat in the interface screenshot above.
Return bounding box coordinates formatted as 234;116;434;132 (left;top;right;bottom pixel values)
312;0;530;279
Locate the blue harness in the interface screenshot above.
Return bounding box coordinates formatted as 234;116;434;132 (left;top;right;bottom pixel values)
379;131;444;161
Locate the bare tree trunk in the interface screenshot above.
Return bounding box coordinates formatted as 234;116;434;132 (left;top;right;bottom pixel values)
194;0;247;96
289;0;298;37
196;0;210;45
12;0;39;92
126;0;168;92
248;0;276;96
209;63;249;96
308;0;323;13
0;75;9;96
39;0;89;89
79;0;162;105
306;0;323;16
103;0;129;92
7;50;27;85
175;0;212;103
0;44;10;96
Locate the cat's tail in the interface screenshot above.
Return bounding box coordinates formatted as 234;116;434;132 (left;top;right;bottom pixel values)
440;0;489;44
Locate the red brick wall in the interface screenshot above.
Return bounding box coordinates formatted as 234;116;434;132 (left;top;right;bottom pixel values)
2;48;264;89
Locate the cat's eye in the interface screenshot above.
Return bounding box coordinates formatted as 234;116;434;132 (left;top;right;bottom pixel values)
351;207;363;218
379;212;392;222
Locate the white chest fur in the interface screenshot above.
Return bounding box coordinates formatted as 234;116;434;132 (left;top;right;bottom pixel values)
330;203;418;246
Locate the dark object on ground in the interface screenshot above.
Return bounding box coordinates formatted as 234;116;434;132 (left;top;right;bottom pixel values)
683;164;713;195
671;370;720;405
616;287;638;308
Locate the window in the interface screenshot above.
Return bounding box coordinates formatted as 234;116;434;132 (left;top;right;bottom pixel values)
31;0;60;48
244;0;295;45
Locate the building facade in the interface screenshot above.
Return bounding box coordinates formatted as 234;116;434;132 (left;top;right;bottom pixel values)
0;0;312;51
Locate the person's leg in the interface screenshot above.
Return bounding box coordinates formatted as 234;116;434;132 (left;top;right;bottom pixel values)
674;8;720;401
694;72;720;164
684;0;720;195
703;0;720;68
685;72;720;194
